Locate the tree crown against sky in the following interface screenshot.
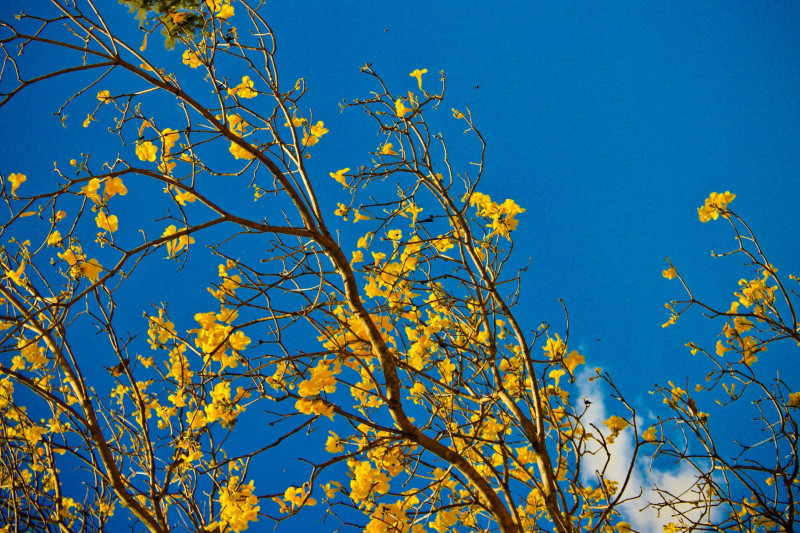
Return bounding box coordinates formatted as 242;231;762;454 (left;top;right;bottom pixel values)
0;1;798;532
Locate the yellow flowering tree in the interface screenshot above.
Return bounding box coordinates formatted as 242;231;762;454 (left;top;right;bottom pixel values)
654;193;800;532
0;2;796;533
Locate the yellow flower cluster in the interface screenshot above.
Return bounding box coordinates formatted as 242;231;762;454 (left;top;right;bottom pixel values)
302;120;328;146
225;114;257;160
192;307;251;371
349;460;391;508
214;476;259;532
464;191;525;239
80;176;127;205
58;246;103;282
162;225;195;258
697;191;735;223
228;76;257;99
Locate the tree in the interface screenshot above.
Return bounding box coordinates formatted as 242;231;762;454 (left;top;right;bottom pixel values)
0;2;797;532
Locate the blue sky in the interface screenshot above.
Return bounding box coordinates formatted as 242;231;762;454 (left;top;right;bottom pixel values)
262;0;800;402
1;1;799;530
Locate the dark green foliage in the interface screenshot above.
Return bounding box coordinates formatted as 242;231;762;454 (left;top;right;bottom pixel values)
120;0;204;49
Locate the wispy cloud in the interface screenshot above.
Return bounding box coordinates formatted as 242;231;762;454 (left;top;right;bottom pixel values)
575;368;706;531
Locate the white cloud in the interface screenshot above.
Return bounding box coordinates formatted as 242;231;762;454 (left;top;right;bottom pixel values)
574;368;707;531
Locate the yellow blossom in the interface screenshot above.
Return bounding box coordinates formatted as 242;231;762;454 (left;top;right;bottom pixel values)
603;415;630;443
80;178;102;204
387;229;402;241
95;211;118;233
96;90;111;104
217;477;260;531
136;141;158;162
325;432;344;453
379;143;398;155
8;173;26;196
788;392;800;408
309;121;328;137
395;98;411;117
230;76;257;99
104;177;127;200
162;225;195;257
5;263;25;286
229;141;256;160
698;191;735;223
409;68;427;90
46;231;63;247
353;209;372;222
329;168;350;187
182;49;203;68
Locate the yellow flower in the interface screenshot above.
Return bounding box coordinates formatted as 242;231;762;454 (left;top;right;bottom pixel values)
309;121;328;138
788;392;800;408
80;178;102;204
162;225;195;257
602;415;630;443
662;266;677;280
698;191;735;223
387;229;402;241
135;141;158;162
206;0;234;19
160;128;180;155
96;90;111;104
409;68;428;90
217;477;260;532
564;350;584;373
8;173;26;197
325;432;344;453
334;203;349;220
642;426;658;442
182;49;203;68
104;177;128;200
5;263;25;286
329;168;350;187
47;231;63;247
95;211;118;233
284;112;307;127
302;130;318;146
83;114;95;128
80;258;103;282
230;75;257;99
229;141;256;160
379;143;398;156
452;108;465;119
395;98;411;117
353;209;372;222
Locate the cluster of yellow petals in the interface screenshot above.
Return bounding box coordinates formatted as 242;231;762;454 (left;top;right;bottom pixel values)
162;225;195;258
697;191;735;223
182;48;203;68
224;114;257;160
58;246;103;282
192;307;250;371
206;0;234;19
213;476;259;532
228;76;257;99
7;173;26;197
80;176;127;205
465;191;525;239
273;484;316;514
302;120;328;146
